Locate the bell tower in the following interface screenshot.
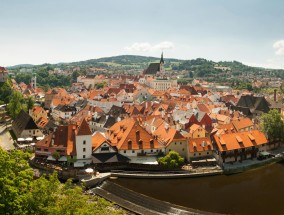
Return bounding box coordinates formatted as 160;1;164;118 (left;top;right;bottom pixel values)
31;73;36;89
159;52;165;75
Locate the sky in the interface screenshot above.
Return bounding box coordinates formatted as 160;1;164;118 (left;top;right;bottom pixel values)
1;0;284;69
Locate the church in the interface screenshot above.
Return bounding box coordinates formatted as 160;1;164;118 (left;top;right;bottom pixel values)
143;53;177;91
143;53;165;76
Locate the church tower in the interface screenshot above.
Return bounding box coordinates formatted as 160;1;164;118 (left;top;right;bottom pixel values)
31;73;36;89
159;52;165;74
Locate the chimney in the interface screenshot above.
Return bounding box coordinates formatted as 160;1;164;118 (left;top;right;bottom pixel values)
274;89;277;102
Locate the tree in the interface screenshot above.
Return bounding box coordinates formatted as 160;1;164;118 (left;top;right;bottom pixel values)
0;148;125;215
26;96;35;110
0;80;13;104
51;151;60;161
7;91;27;119
260;109;284;143
158;151;184;169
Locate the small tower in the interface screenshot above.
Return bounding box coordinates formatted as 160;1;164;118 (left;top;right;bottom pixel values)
159;52;165;74
31;73;36;89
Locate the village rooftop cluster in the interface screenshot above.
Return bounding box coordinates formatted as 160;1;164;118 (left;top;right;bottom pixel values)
0;55;283;170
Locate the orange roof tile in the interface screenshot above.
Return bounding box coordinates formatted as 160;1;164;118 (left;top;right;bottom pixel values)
188;137;212;153
214;130;268;152
77;119;92;135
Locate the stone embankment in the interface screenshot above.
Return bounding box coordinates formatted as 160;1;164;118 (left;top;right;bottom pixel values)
110;168;223;179
92;181;219;215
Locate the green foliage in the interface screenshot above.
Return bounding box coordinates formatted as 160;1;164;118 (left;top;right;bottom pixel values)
7;91;27;119
0;80;13;104
260;110;284;142
0;148;125;215
95;82;106;89
26;96;35;110
15;66;72;89
51;151;60;161
158;151;184;169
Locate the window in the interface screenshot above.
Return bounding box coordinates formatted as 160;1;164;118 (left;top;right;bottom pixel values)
83;140;86;145
180;142;182;145
199;153;201;156
182;148;184;151
207;152;209;155
124;150;126;153
44;149;48;152
175;142;176;145
83;148;86;152
83;155;85;158
36;148;41;151
169;149;171;152
132;150;135;153
101;146;109;151
194;153;196;156
151;149;153;152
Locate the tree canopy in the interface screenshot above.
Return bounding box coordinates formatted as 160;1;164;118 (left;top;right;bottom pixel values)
158;151;184;169
260;109;284;142
0;148;125;215
7;91;28;119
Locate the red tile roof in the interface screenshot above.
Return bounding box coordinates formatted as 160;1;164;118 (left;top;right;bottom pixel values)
107;118;164;150
188;137;212;153
77;119;92;136
214;130;268;152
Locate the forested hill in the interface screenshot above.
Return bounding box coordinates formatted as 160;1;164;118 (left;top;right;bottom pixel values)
8;55;284;78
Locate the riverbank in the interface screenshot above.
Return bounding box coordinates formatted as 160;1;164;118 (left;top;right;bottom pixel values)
223;148;284;174
92;181;219;215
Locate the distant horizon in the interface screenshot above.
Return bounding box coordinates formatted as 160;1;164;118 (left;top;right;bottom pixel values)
6;54;281;71
1;0;284;69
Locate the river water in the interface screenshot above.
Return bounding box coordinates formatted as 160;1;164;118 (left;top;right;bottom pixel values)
113;162;284;215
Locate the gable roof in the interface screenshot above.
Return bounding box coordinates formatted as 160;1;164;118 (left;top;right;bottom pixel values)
12;110;39;135
236;95;270;113
188;137;212;153
144;63;160;75
153;123;185;146
107;118;163;150
214;130;268;152
77;119;92;135
232;118;254;130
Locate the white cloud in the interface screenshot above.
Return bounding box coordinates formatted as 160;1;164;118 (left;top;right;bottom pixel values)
273;40;284;56
124;41;175;52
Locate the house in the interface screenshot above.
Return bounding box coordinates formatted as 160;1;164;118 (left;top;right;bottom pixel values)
91;132;130;165
153;123;187;158
186;124;207;138
106;118;165;162
209;113;231;125
213;130;268;165
35;119;93;167
232;118;254;132
29;106;48;123
232;94;270;118
196;112;213;131
187;137;213;161
12;110;44;139
52;105;77;122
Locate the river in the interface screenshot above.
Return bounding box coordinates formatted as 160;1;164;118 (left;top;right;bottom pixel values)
113;162;284;215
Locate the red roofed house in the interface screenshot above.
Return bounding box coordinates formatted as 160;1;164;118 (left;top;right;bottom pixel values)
153;123;187;158
187;137;213;161
213;130;268;165
35;119;93;167
106;118;165;162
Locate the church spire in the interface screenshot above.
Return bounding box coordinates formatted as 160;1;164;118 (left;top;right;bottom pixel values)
160;52;164;64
